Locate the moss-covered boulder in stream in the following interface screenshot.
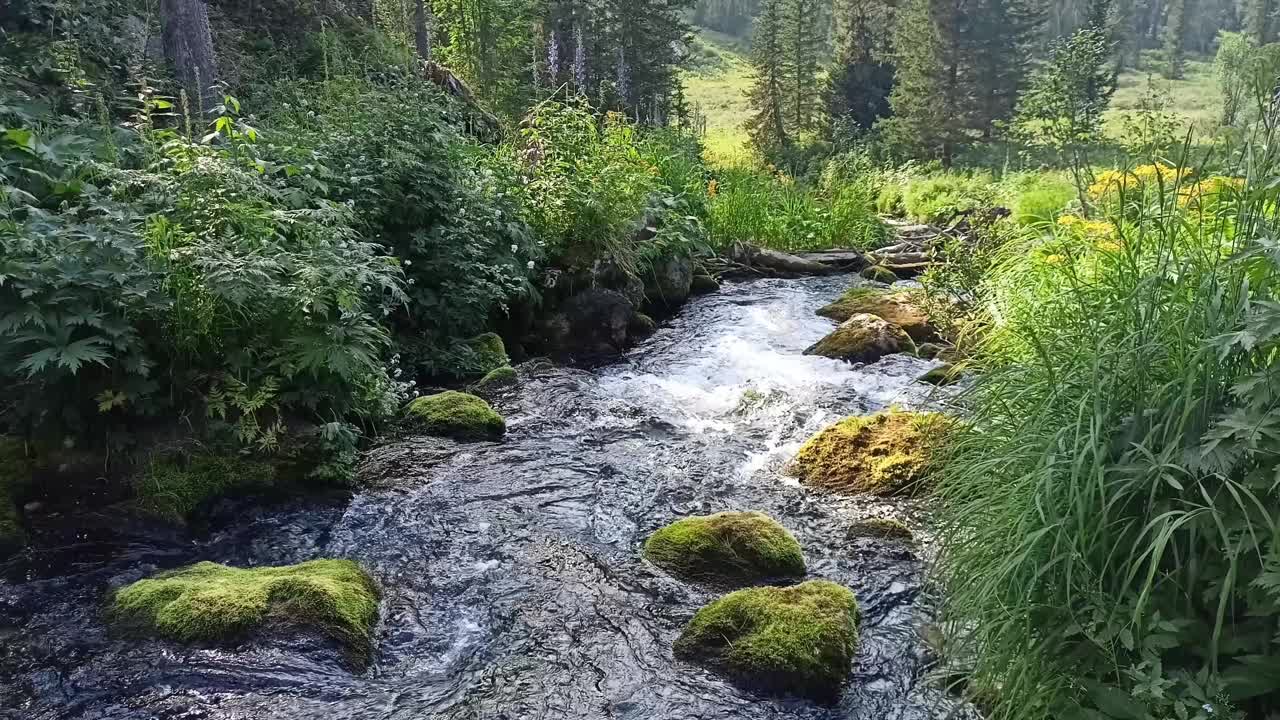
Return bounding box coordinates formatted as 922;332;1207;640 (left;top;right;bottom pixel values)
0;437;32;556
816;288;939;343
674;580;860;702
644;511;805;584
472;365;518;392
804;313;910;364
107;559;380;662
791;409;949;495
405;390;506;440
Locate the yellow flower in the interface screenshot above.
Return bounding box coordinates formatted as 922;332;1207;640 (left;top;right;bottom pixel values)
1044;254;1065;265
1095;240;1121;253
707;179;719;198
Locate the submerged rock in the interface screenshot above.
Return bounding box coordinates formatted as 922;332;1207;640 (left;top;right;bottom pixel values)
791;409;949;495
541;288;636;359
0;436;32;557
674;580;860;703
804;313;910;363
817;288;940;343
643;511;805;584
405;390;506;440
107;559;380;663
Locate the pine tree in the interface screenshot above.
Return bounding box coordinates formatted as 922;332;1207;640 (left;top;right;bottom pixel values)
881;0;970;165
969;0;1042;137
782;0;824;133
1246;0;1272;44
746;0;790;150
825;0;896;131
1163;0;1190;78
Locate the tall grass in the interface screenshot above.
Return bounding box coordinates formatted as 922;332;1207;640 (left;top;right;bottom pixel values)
935;145;1280;719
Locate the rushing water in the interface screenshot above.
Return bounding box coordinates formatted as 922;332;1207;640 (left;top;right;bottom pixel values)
0;275;974;720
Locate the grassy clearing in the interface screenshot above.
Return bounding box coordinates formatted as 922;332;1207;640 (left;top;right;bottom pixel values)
683;29;755;167
1104;54;1222;140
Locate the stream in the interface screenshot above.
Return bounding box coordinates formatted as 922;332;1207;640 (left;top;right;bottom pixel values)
0;275;975;720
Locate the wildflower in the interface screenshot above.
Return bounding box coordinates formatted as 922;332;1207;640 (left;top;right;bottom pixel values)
527;260;536;270
404;260;412;266
511;244;519;253
1095;240;1121;253
707;179;719;197
1044;254;1065;265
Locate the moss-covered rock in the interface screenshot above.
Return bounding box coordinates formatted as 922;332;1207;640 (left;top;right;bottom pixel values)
791;409;949;495
917;362;962;386
690;273;721;295
459;332;510;376
0;437;32;557
859;265;898;284
674;580;860;702
630;311;657;336
473;365;518;392
107;559;380;661
804;313;911;363
816;288;939;343
132;452;278;523
847;517;914;541
644;511;805;584
404;390;505;440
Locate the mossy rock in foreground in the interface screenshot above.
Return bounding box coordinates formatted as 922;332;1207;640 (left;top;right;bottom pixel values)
107;559;380;663
674;580;860;703
816;287;939;343
804;313;910;364
644;511;805;584
791;409;949;495
405;391;506;440
0;436;32;557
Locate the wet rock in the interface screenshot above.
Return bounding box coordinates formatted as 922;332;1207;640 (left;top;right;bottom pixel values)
630;311;657;337
817;287;941;343
690;273;720;295
404;390;506;441
472;365;518;393
643;511;805;584
847;517;914;542
645;255;693;310
917;363;962;387
674;580;860;703
541;288;636;359
790;409;950;495
804;313;910;364
107;559;380;665
915;342;945;359
859;265;898;284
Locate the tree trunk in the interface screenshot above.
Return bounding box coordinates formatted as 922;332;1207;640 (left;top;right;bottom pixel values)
160;0;219;121
413;0;433;62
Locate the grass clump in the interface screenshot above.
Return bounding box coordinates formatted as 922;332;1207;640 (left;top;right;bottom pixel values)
132;452;278;523
404;390;506;440
643;511;805;584
816;287;939;342
0;437;32;555
674;579;859;703
107;559;380;662
804;313;910;363
791;409;949;495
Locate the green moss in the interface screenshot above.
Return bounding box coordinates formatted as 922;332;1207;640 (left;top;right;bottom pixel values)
674;580;860;702
859;265;898;284
644;511;805;584
917;362;962;386
804;313;911;363
630;312;657;336
473;365;518;391
132;453;278;523
791;409;949;495
0;437;32;556
458;332;510;376
404;390;506;440
816;288;939;343
107;559;380;662
847;517;914;541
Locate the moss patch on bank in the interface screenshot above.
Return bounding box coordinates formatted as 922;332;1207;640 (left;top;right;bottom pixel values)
405;390;506;440
644;511;805;584
0;437;32;556
107;559;380;662
132;452;278;523
791;409;949;495
674;579;860;702
816;288;939;343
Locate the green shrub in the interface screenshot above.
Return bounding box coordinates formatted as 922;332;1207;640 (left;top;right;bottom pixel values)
903;172;997;223
674;580;860;702
643;511;805;583
404;391;505;440
1005;173;1076;226
107;559;380;662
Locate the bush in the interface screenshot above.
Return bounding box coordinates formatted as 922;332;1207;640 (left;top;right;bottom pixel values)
935;159;1280;719
1005;173;1077;226
903;172;997;223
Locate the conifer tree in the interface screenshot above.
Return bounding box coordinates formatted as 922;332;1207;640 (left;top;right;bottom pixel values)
782;0;824;132
969;0;1042;136
825;0;896;131
1245;0;1272;44
1163;0;1190;79
746;0;790;150
881;0;970;165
